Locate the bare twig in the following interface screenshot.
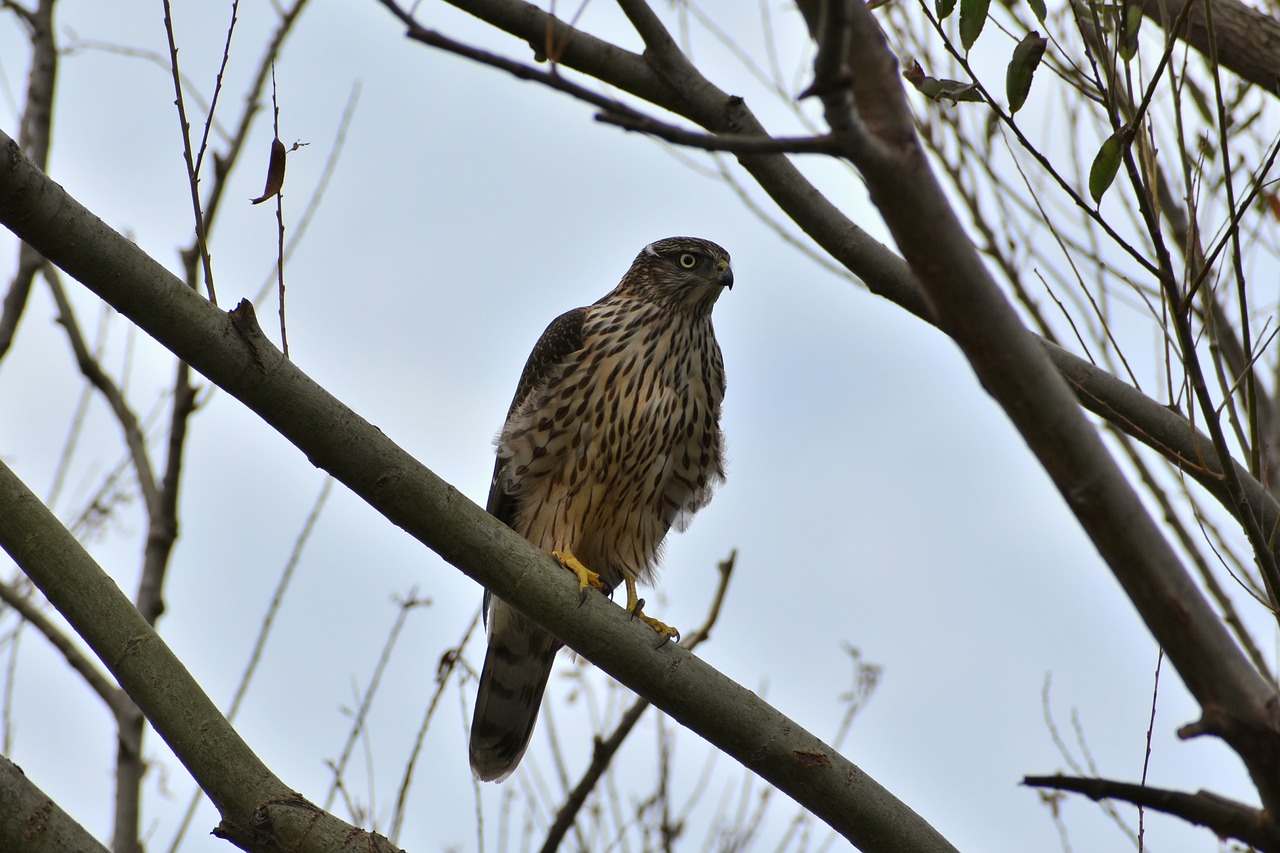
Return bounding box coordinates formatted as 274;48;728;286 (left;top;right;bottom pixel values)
1139;648;1164;847
44;267;161;514
268;65;289;356
388;606;483;843
160;0;218;304
323;589;431;815
0;579;131;718
596;111;837;154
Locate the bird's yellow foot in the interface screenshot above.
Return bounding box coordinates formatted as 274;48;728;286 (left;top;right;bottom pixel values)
625;576;680;645
553;548;606;603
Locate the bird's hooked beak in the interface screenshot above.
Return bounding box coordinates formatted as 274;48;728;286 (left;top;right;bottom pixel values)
715;259;734;290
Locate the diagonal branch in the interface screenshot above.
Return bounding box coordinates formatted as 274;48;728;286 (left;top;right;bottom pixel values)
394;0;1280;552
44;266;161;515
0;458;401;853
0;127;958;853
0;752;110;853
800;0;1280;823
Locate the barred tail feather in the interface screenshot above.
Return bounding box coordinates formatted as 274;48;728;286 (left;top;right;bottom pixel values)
469;599;559;782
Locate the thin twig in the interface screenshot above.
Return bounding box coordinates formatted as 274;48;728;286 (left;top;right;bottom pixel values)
161;0;218;304
0;579;131;718
388;606;483;842
322;590;431;812
597;111;837;153
269;64;289;357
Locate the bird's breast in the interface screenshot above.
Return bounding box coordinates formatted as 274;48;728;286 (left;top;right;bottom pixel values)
497;311;726;578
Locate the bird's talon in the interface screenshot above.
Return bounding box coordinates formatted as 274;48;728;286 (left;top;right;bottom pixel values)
552;548;605;599
623;579;679;643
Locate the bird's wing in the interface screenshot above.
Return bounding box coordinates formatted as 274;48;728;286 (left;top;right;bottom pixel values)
485;306;588;527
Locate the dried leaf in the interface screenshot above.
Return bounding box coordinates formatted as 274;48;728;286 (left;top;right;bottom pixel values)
1006;31;1047;113
959;0;991;50
1089;129;1124;204
1265;192;1280;221
904;60;983;104
250;137;287;205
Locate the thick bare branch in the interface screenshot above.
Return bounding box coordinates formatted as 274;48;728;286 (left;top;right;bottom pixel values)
0;127;959;853
400;0;1280;552
540;551;737;852
799;0;1280;824
0;753;109;853
0;457;403;853
1131;0;1280;95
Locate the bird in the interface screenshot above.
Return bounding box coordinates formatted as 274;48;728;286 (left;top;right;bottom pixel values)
469;236;733;782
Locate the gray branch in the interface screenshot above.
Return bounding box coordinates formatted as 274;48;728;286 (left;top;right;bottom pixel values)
0;753;109;853
1023;775;1280;852
803;0;1280;822
0;130;958;853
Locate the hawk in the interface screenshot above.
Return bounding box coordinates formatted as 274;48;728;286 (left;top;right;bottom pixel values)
469;236;733;782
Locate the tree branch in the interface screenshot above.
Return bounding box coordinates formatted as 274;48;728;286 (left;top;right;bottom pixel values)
0;0;56;363
0;459;402;853
0;579;132;718
1130;0;1280;95
399;0;1280;552
540;551;737;853
0;128;959;853
595;111;838;153
800;0;1280;824
1023;775;1280;852
0;753;110;853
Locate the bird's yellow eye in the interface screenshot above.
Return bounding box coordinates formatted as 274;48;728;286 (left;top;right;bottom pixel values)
678;252;698;269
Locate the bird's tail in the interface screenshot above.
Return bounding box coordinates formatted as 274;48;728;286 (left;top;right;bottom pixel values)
469;598;559;782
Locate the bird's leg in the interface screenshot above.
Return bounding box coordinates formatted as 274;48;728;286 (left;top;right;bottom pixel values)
624;575;680;645
552;547;606;603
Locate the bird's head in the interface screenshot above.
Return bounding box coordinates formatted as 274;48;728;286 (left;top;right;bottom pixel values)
621;236;733;312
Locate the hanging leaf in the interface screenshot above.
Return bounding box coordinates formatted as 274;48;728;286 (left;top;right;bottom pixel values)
1026;0;1046;23
1006;31;1047;113
937;0;957;20
1118;2;1142;61
959;0;991;50
1089;129;1124;204
250;137;287;205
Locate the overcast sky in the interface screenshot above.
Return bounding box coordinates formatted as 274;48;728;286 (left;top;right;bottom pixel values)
0;1;1270;851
